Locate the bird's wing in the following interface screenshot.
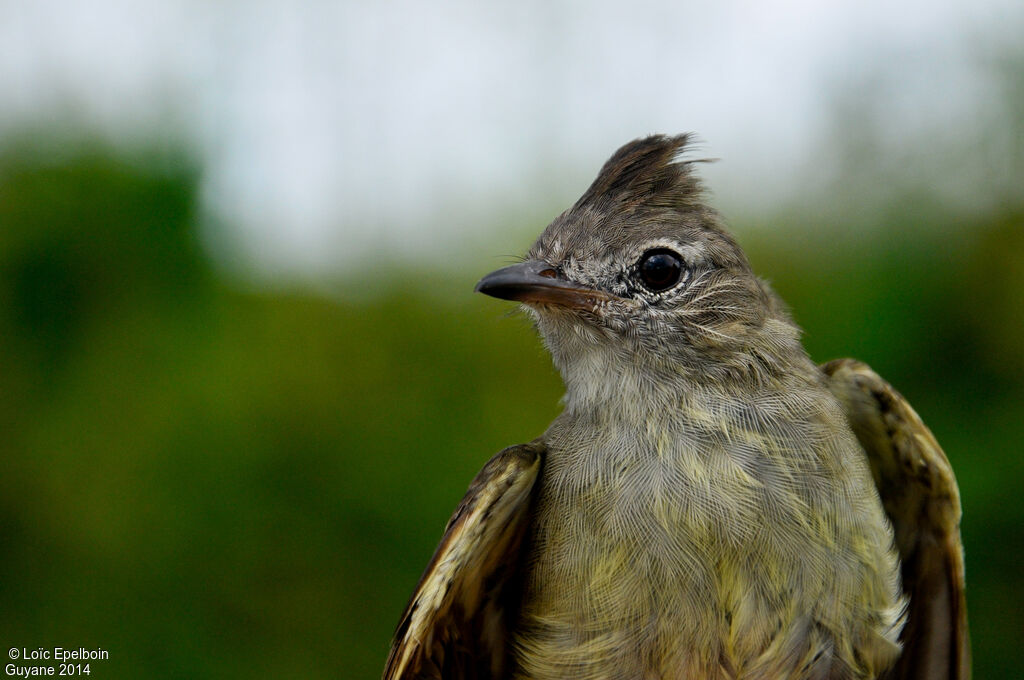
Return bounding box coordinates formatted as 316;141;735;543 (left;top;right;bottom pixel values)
383;442;544;680
822;359;969;680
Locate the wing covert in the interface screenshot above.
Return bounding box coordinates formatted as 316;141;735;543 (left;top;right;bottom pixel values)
383;442;543;680
823;359;969;680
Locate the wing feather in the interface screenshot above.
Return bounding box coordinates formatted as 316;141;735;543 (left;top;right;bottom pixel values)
823;359;970;680
383;442;543;680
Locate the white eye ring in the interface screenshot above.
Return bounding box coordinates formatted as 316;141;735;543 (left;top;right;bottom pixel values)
637;249;685;292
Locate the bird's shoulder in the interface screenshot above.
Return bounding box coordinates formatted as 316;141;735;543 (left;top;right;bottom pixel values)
383;441;544;680
821;358;970;680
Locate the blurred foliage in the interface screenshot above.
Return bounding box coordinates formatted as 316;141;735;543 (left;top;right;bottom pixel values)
0;132;1021;680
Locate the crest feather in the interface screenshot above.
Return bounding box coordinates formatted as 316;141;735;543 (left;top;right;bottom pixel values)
573;134;704;213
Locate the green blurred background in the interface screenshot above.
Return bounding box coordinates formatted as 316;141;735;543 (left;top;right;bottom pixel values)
2;132;1022;678
3;4;1024;679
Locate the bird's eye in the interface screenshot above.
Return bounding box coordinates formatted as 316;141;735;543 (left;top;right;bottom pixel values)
637;249;684;292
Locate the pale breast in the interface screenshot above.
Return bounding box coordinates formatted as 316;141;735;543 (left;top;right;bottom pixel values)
511;401;903;680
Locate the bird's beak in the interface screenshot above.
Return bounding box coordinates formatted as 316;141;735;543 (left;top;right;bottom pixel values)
475;260;611;310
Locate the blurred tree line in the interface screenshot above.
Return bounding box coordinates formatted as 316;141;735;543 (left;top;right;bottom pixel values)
0;126;1020;678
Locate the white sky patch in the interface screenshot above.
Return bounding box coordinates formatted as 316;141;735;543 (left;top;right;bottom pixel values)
0;0;1020;275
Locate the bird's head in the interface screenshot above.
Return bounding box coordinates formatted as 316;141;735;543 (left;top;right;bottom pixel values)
476;135;803;397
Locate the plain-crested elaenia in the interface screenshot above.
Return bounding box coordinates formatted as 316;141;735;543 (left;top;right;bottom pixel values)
383;135;969;680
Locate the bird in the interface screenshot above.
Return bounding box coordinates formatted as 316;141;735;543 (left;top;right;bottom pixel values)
382;134;969;680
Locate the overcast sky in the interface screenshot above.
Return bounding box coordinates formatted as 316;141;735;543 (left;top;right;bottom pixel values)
1;0;1020;274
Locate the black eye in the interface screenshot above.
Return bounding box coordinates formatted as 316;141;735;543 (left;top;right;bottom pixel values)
637;249;684;292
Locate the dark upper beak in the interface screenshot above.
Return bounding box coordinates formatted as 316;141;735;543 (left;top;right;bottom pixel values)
474;260;611;309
